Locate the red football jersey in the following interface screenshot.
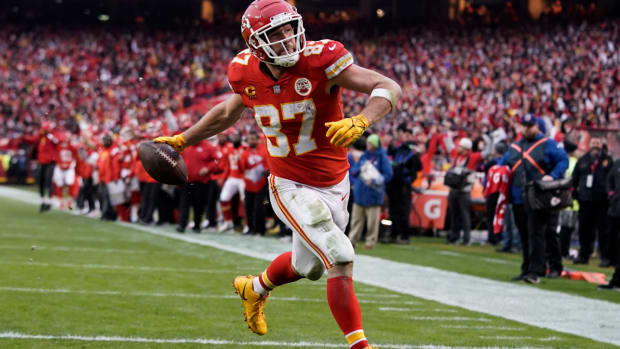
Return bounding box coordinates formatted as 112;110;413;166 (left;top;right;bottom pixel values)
56;142;77;170
212;142;233;182
182;140;220;183
118;141;136;179
240;144;268;193
484;164;511;234
227;40;354;187
221;145;245;179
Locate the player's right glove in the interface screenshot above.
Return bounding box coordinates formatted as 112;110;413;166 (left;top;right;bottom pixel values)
324;114;370;147
153;134;186;153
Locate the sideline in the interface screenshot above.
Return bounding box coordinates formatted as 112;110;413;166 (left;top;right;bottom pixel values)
0;331;551;349
1;186;619;346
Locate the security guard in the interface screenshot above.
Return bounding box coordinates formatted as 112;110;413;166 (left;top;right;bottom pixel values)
572;137;613;266
499;114;568;284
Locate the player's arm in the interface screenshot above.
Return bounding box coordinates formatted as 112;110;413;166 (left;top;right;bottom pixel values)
325;64;402;146
154;94;247;152
331;64;401;125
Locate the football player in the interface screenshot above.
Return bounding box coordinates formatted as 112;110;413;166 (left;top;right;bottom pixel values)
217;131;246;232
52;132;78;210
155;1;400;348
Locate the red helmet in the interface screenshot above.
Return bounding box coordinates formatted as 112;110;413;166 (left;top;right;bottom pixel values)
241;0;306;67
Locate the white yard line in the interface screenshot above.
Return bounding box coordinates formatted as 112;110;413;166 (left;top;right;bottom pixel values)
0;245;153;254
480;336;562;342
480;257;514;265
0;287;419;305
1;186;619;346
0;261;232;274
0;331;552;349
440;325;526;331
0;233;133;243
408;317;492;322
379;307;457;313
436;251;464;257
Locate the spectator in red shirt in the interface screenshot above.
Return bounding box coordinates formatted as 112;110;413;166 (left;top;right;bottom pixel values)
23;122;59;212
177;140;219;233
96;134;119;221
240;131;269;236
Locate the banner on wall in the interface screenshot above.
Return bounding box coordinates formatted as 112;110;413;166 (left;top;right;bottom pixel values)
409;190;449;230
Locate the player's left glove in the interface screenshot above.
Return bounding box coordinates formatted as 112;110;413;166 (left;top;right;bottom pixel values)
324;114;370;147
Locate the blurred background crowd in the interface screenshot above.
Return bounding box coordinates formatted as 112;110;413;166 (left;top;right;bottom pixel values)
0;0;619;286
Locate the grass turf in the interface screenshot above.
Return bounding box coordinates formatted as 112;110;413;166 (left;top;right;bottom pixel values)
0;193;618;349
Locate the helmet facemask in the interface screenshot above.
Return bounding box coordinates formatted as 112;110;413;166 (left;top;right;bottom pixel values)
247;12;306;67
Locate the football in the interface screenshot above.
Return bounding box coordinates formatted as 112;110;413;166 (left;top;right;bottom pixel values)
138;141;188;185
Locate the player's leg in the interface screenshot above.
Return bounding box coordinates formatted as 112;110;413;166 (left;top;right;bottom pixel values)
274;175;371;348
321;177;371;349
44;163;56;209
254;186;268;235
218;178;238;231
37;163;47;211
232;177;305;335
52;166;64;209
66;168;76;210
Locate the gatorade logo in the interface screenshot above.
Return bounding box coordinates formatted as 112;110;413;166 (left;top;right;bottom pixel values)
424;199;442;220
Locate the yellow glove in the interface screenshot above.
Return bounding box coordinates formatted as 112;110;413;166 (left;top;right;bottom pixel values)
324;114;370;147
153;134;186;153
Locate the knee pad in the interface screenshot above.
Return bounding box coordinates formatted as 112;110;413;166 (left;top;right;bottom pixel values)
322;226;355;264
289;189;355;268
292;258;325;281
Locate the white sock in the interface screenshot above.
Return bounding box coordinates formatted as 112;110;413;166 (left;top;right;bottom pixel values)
252;276;268;296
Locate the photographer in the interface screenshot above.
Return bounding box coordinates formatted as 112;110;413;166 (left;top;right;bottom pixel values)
498;114;568;284
598;158;620;290
572;137;613;266
445;138;478;245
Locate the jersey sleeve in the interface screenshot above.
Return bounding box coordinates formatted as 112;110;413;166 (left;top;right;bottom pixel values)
311;40;354;80
227;49;253;95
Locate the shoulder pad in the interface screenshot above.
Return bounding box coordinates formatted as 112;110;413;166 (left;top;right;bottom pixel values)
303;40;353;80
227;49;254;92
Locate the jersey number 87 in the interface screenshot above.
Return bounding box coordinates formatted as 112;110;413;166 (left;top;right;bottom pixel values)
254;99;317;157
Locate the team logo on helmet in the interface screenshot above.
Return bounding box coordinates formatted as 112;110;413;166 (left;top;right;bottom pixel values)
241;15;251;33
294;78;312;96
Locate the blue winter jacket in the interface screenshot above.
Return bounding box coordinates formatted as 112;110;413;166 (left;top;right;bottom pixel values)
498;134;568;204
350;147;392;206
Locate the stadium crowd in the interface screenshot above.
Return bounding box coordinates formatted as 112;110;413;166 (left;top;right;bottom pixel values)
0;18;619;287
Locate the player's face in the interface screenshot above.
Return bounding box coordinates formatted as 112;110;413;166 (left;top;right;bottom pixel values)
267;23;296;56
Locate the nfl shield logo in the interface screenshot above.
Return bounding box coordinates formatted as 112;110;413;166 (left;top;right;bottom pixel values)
273;85;281;94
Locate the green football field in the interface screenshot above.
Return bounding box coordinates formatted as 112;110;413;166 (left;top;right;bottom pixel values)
0;187;619;349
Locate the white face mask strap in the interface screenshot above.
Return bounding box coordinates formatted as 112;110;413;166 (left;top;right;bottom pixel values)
370;88;395;111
